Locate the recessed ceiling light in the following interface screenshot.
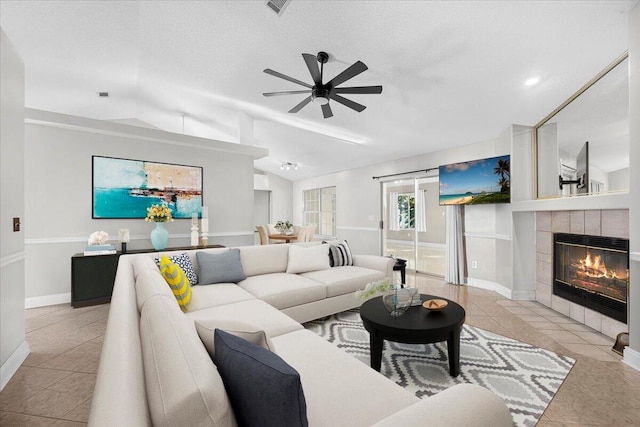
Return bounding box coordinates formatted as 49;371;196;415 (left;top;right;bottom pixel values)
524;76;540;87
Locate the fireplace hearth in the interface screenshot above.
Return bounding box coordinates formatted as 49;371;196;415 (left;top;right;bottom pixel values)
553;233;629;323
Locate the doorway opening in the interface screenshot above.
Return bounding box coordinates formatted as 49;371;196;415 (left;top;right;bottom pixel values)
381;175;446;277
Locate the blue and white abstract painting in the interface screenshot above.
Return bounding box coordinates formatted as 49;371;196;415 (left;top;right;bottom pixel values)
92;156;203;219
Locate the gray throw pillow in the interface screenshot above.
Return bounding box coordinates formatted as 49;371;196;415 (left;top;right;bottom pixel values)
196;249;246;285
214;329;308;427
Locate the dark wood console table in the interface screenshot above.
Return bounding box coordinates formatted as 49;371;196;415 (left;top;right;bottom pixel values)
71;244;224;308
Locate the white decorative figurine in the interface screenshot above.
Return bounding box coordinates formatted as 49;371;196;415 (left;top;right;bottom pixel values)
88;230;109;246
191;213;199;247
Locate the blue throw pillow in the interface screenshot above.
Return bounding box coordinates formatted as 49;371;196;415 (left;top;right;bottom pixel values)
214;329;308;427
196;249;246;285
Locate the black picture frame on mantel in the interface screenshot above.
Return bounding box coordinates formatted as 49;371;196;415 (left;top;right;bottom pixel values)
92;155;203;219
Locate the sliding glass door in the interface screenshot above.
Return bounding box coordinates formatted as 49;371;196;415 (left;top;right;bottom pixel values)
382;175;446;277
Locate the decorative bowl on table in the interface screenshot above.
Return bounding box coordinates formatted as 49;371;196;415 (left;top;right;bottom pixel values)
422;299;448;311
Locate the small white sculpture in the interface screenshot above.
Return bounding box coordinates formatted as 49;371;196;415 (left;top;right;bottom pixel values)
88;231;109;246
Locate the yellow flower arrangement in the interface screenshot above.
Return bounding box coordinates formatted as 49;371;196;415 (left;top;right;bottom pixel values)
145;204;174;223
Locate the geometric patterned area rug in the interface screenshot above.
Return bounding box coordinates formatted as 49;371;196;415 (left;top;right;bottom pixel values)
304;309;575;427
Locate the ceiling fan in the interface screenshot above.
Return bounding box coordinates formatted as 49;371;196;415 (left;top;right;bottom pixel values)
263;51;382;119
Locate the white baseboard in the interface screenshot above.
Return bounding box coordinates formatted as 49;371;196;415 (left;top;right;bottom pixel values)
466;277;533;300
623;347;640;372
0;340;30;391
25;292;70;309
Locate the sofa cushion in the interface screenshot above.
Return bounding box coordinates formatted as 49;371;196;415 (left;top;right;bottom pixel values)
186;299;303;338
159;255;192;313
195;319;275;358
271;329;416;426
197;249;246;284
155;252;198;285
214;329;308;427
189;283;255;312
239;244;289;277
285;244;330;274
301;266;386;297
238;273;327;310
328;240;353;267
135;268;176;312
139;295;236;427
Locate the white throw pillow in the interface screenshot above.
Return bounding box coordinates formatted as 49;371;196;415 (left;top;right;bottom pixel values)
195;319;275;357
285;244;331;274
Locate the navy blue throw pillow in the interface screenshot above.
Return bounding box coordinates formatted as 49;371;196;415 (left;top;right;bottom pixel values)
213;329;308;427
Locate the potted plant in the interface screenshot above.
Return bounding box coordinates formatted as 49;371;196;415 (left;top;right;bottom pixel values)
275;220;293;235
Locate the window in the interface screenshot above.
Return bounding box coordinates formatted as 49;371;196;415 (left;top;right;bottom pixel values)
397;194;415;229
303;186;336;237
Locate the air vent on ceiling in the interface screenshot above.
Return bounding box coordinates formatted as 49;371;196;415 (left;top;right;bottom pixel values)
265;0;290;16
97;92;109;98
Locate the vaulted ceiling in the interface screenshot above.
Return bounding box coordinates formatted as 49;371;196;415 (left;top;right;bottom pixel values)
0;1;635;180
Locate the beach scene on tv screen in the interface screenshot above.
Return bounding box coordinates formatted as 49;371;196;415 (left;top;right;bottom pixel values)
439;155;510;205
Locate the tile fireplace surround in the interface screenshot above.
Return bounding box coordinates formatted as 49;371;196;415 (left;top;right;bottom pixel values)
536;209;629;339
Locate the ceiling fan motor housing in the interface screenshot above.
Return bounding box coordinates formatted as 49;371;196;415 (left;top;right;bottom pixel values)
312;86;330;104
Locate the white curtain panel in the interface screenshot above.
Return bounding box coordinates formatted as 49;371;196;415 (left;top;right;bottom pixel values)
415;190;427;232
389;192;400;231
445;205;465;285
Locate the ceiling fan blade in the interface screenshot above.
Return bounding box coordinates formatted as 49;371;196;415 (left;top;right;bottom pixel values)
321;103;333;119
333;85;383;95
302;53;322;86
329;93;366;112
288;96;313;113
263;68;313;89
263;90;311;97
327;61;368;88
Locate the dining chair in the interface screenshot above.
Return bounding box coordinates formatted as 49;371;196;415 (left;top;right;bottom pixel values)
256;225;269;245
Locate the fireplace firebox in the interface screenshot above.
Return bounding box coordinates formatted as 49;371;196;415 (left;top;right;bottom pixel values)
553;233;629;323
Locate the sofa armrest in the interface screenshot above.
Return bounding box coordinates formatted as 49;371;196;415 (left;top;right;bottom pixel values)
353;255;394;280
371;384;512;427
88;258;151;427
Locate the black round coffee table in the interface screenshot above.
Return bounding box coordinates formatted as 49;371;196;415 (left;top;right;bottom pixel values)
360;294;465;377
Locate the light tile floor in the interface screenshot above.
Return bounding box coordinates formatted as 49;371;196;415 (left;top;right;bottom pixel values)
2;274;639;426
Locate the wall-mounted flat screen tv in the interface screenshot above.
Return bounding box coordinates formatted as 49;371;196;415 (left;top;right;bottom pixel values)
439;154;510;205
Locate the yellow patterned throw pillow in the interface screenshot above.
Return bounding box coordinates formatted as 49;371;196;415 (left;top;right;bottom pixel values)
159;255;192;312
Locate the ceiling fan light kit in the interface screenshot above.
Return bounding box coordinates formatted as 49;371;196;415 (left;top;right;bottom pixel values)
263;51;382;119
280;162;297;171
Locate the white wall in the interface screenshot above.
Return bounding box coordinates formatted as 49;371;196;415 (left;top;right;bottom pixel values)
265;171;293;223
0;28;28;390
608;167;629;191
23;110;264;304
626;1;640;371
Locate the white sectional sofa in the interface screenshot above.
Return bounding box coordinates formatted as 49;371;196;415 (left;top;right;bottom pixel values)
88;243;512;427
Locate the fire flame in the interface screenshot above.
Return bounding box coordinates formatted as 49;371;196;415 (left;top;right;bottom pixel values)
579;252;621;279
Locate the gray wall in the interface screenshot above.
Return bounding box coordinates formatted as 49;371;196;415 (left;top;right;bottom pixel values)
0;28;27;389
628;1;640;366
23;110;260;303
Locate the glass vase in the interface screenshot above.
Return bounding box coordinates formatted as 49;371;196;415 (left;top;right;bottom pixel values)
382;285;411;317
150;222;169;250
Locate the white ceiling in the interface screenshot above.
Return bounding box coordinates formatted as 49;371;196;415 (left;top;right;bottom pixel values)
0;0;636;181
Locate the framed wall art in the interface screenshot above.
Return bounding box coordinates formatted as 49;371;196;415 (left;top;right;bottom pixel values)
92;156;203;219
